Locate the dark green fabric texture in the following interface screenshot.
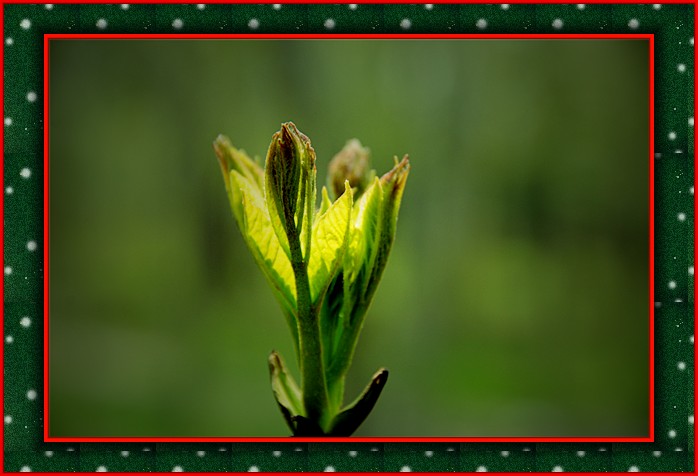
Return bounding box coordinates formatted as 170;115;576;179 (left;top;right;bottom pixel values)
3;2;694;472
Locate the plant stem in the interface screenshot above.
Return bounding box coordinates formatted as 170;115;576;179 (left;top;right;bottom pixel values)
288;227;330;428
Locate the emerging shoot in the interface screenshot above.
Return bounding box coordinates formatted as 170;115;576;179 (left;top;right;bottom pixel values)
215;122;409;436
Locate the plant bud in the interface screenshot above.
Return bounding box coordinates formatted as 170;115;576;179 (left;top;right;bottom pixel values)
265;124;302;233
327;139;373;200
264;122;317;257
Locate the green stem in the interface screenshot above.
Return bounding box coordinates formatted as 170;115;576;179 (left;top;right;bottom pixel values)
288;227;330;427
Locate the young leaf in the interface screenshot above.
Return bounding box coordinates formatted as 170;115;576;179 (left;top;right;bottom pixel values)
379;156;410;242
231;171;297;311
268;351;304;434
307;182;353;304
327;159;409;383
344;177;384;287
317;186;333;219
215;135;264;225
297;144;316;261
319;271;345;372
364;156;410;298
327;369;389;436
324;179;383;380
214;134;264;192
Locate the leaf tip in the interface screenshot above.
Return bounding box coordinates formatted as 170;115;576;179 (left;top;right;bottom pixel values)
268;349;281;374
373;367;389;386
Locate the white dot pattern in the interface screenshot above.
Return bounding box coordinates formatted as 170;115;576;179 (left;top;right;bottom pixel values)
0;5;694;475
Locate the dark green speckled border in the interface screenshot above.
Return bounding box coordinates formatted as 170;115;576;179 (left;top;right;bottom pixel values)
3;2;694;472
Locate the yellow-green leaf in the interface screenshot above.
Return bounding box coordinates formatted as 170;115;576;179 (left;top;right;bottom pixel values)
215;136;264;225
214;135;264;192
344;177;383;285
308;182;353;304
317;186;333;219
231;171;297;310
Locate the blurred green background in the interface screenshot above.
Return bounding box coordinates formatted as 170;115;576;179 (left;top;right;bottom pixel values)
49;39;649;437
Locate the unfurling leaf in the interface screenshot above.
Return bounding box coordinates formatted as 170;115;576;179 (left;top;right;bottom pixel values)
327;369;389;436
268;351;303;433
366;155;410;296
344;176;383;287
327;157;410;384
317;186;333;218
231;171;296;311
214;135;264;224
379;155;410;246
308;181;353;304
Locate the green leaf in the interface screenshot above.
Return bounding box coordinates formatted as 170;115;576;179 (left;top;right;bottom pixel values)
317;186;333;218
307;182;353;304
214;134;264;191
344;177;384;287
323;178;382;380
379;156;410;244
298;149;316;261
326;160;409;383
364;156;410;297
327;368;389;436
214;135;264;224
268;351;304;434
232;171;297;311
319;271;345;373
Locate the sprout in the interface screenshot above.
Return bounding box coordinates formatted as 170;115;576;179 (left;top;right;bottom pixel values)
215;122;409;435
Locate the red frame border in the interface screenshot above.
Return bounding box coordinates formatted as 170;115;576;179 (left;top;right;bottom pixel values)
38;32;656;444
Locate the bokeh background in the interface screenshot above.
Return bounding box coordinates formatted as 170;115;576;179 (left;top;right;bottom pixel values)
49;39;649;437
